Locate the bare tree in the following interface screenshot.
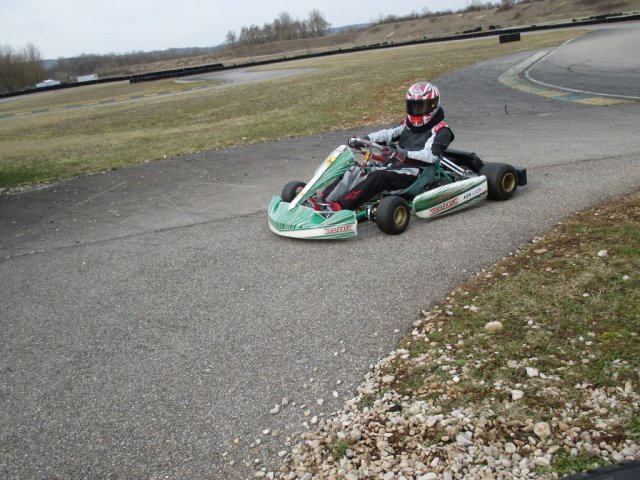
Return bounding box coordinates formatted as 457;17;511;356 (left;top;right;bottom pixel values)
225;30;237;46
231;10;331;46
277;11;294;41
308;9;331;37
0;43;45;93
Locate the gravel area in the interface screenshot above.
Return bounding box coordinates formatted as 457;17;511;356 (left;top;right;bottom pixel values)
258;317;639;479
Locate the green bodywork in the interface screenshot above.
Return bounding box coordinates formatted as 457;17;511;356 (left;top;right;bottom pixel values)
268;145;360;239
268;197;358;239
288;145;357;210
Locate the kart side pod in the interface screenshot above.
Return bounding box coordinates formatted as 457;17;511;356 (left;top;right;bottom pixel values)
413;176;488;218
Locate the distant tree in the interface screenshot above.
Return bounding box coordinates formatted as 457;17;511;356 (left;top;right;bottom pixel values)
232;10;331;46
497;0;515;11
45;46;222;80
225;30;237;46
277;11;295;41
0;43;45;93
307;9;330;38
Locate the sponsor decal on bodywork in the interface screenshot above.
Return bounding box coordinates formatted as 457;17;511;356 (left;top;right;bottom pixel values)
324;225;355;236
428;197;459;216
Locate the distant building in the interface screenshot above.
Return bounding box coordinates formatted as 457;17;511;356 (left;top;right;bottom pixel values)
77;74;99;83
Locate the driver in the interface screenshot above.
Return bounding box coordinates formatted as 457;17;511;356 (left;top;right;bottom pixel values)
319;81;454;212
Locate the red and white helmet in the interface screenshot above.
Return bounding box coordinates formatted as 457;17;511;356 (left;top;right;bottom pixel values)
406;82;440;127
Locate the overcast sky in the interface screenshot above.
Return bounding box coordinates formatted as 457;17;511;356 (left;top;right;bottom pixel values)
1;0;472;59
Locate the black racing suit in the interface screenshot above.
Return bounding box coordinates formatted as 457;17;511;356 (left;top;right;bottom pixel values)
333;107;454;211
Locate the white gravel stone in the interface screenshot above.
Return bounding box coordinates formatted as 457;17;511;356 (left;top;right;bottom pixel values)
456;433;474;448
612;452;625;462
511;389;524;400
484;321;503;332
418;474;437;480
382;375;396;384
533;422;551;439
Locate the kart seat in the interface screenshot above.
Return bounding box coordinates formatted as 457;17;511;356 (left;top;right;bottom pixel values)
383;164;436;198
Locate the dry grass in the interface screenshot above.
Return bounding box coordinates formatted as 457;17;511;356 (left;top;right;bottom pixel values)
0;31;582;188
389;191;640;415
0;79;225;115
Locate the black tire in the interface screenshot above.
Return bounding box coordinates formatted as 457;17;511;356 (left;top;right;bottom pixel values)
376;196;410;235
479;162;518;201
281;181;306;202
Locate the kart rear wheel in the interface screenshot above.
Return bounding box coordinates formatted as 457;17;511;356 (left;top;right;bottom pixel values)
376;196;410;235
479;162;517;201
281;181;306;202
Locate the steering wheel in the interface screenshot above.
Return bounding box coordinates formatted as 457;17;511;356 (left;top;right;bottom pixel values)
351;138;395;164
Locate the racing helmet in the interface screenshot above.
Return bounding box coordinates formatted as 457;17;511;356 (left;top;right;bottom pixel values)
406;82;440;127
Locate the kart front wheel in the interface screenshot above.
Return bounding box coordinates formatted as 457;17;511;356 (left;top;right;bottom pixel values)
281;181;306;202
376;196;410;235
479;162;517;201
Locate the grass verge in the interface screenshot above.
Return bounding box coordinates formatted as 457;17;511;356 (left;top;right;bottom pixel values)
0;30;584;189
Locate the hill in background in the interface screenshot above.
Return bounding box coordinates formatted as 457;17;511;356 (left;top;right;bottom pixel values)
47;0;640;78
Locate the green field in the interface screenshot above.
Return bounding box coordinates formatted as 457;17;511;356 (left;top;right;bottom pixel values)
0;31;583;189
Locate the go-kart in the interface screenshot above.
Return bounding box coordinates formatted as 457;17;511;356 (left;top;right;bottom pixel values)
268;139;527;240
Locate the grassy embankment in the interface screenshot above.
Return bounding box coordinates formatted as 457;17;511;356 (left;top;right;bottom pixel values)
0;30;582;189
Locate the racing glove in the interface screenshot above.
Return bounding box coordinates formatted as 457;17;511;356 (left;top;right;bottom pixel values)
394;148;408;162
431;142;446;157
380;146;407;162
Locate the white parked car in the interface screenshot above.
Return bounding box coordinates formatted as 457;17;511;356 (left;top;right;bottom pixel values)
35;79;61;88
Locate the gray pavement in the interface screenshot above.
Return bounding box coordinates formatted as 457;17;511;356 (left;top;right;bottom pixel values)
179;67;317;85
1;24;639;479
527;23;640;98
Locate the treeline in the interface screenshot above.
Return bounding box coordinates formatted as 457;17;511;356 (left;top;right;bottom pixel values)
0;43;45;93
0;43;222;92
225;10;331;46
48;47;221;80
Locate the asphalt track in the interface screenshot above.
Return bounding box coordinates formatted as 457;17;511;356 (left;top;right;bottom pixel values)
1;23;639;479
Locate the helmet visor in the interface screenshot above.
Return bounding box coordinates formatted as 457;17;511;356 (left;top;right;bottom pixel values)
406;99;438;116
